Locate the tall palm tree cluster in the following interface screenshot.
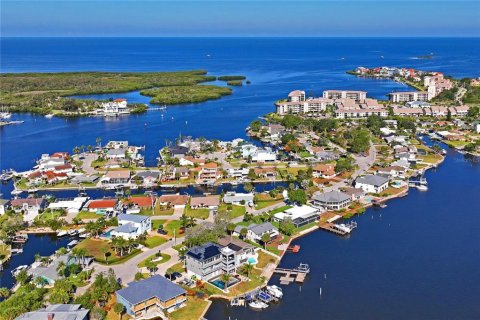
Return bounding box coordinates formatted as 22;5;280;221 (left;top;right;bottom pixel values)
110;237;139;257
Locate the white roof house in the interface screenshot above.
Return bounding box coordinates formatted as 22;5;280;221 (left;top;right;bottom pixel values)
251;149;276;162
48;197;88;214
222;192;254;205
273;205;320;228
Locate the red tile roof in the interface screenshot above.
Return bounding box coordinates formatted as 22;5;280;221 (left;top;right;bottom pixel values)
125;196;154;208
88;199;118;209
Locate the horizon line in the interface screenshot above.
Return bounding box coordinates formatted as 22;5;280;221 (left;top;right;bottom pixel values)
2;35;480;39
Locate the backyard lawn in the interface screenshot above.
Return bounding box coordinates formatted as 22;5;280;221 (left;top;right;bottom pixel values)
185;205;210;219
76;211;103;220
256;250;278;269
254;193;284;210
169;297;210;320
164;220;184;237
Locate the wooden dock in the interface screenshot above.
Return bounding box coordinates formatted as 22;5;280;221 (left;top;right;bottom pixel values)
274;267;308;285
319;223;349;236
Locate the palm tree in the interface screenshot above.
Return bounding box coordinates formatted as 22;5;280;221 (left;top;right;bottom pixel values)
73;146;81;155
221;273;232;292
244;263;253;278
87;145;93;153
227;223;235;241
240;228;248;240
261;233;271;250
56;261;66;277
101;247;109;264
0;287;10;299
113;303;125;320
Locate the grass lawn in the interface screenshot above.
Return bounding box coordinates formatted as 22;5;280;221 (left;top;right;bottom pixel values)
185;205;210;220
75;238;141;265
168;261;186;274
138;253;171;268
36;209;65;223
76;211;103;220
217;204;245;219
419;154;443;164
169;297;210;320
0;244;11;263
444;140;468;148
152;220;167;230
228;269;265;296
268;205;292;215
295;222;318;234
164;220;184;237
254;193;284;210
143;235;168;248
256;250;278;269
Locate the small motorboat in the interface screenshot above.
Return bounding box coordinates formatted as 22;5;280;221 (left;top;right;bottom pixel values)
11;265;29;277
45;114;54;119
249;301;268;310
57;230;68;237
266;285;283;299
11;189;24;196
27;188;39;193
416;185;428;191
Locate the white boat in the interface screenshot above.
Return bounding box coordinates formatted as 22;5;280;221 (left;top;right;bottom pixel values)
416;185;428;191
266;285;283;299
249;301;268;310
27;188;38;193
11;189;24;196
67;229;78;236
57;230;68;237
45;114;54;118
0;111;12;120
441;149;447;155
11;265;29;277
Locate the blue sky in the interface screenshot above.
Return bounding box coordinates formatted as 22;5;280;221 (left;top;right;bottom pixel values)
1;1;479;37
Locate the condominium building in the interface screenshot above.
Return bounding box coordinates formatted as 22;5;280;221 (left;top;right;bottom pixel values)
323;90;367;100
388;91;429;103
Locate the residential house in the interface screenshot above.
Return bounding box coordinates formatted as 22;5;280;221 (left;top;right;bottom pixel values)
312;164;336;179
10;198;46;223
198;163;219;182
48;197;88;214
190;195;220;209
87;199;118;213
134;171;160;186
124;196;155;210
167;146;189;159
186;240;255;281
251;149;276;163
272;205;320;228
157;194;189;208
16;304;89;320
354;175;390;194
101;170;131;185
106;148;127;159
341;187;366;202
179;156;205;166
312;190;351;210
222;192;254;206
111;214;152;239
227;167;249;179
253;167;277;179
240;222;279;243
116;275;187;318
376;166;407;178
28;254;93;286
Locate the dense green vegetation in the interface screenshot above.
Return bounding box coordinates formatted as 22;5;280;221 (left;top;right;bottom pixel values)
140;85;232;104
217;75;246;81
0;284;47;320
0;70;233;113
464;86;480;105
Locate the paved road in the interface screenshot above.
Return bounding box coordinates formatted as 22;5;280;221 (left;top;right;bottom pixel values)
76;153;98;175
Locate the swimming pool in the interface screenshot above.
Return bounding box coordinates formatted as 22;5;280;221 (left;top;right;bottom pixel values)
247;257;258;265
210;277;240;290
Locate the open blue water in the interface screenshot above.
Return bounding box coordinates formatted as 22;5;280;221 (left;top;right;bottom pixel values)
1;38;479;317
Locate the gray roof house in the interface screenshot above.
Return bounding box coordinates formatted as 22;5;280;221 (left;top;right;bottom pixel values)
354;174;390;193
312;190;351;211
246;222;279;243
116;275;187;317
111;214;152;239
16;304;89;320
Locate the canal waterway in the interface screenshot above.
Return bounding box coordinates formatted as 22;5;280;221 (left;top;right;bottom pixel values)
205;141;480;320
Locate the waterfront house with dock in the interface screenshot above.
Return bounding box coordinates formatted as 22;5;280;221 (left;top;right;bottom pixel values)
116;275;187;318
190;195;220;210
272;205;320;228
354;174;390;194
312;190;351;211
158;194;189;208
87;199;118;213
10;198;46;223
223;192;254;206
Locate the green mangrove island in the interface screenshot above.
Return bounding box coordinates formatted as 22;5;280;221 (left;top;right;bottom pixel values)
0;70;242;114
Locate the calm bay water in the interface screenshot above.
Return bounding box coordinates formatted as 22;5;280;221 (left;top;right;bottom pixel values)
1;38;479;318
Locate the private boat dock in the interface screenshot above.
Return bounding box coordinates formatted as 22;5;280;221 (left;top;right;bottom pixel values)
320;221;358;236
274;263;310;285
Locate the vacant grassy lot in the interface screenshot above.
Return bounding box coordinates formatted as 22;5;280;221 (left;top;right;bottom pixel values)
75;238;140;265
